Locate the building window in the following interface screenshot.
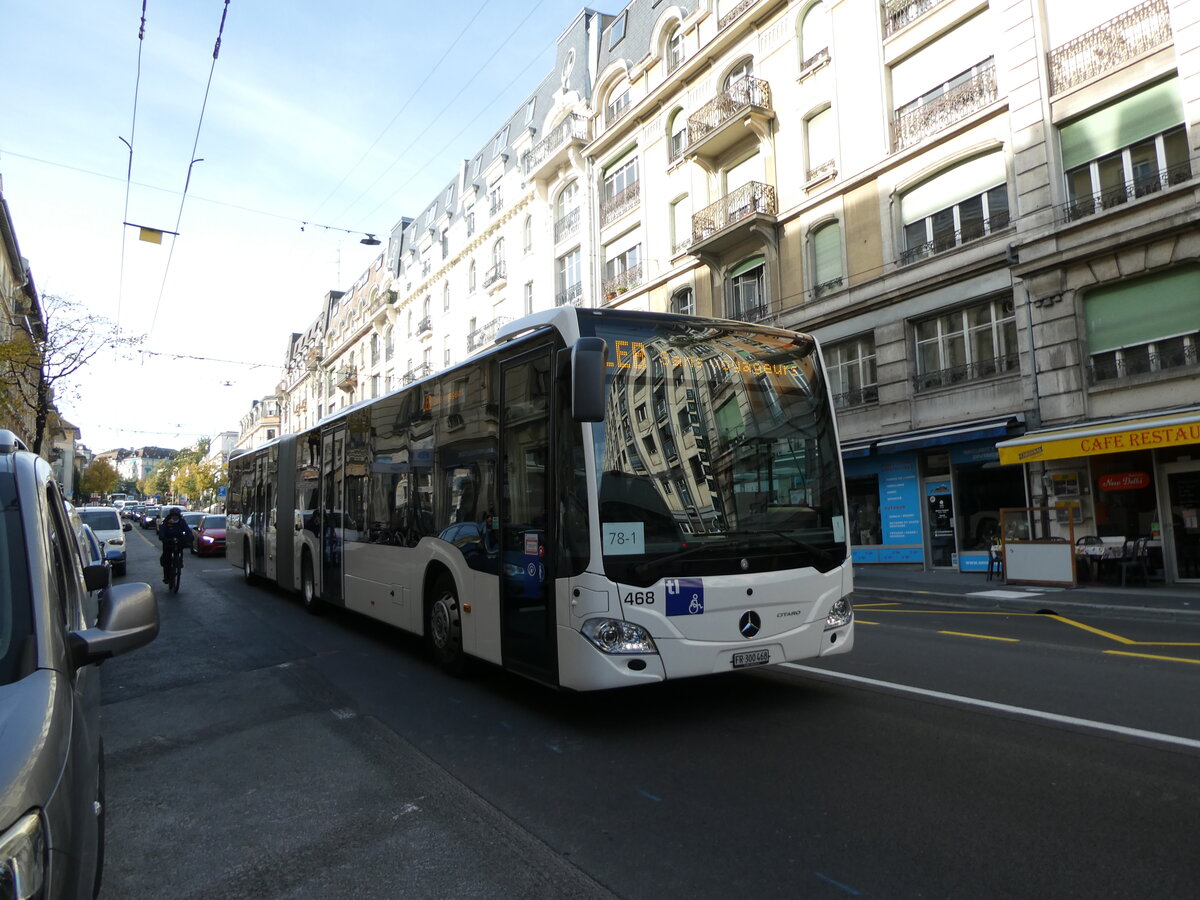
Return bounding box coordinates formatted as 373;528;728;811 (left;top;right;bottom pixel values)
472;156;482;178
371;375;380;399
811;221;843;297
601;155;640;225
557;249;583;306
667;108;688;162
266;429;276;440
445;184;454;206
1060;79;1190;220
913;296;1018;390
443;282;451;311
493;125;510;156
900;153;1009;264
798;1;830;70
826;335;878;408
724;58;753;91
805;106;836;182
489;183;503;215
370;332;380;366
385;326;394;361
492;238;505;266
524;98;536;126
524;281;534;315
671;287;695;316
555;181;580;242
727;257;767;322
1084;267;1200;384
523;215;533;253
609;11;627;48
606;86;631;126
603;242;642;298
469;260;476;292
465;211;475;236
666;26;685;71
670;196;691;255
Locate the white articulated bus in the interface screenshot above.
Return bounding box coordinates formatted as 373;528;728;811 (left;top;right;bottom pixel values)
228;307;853;690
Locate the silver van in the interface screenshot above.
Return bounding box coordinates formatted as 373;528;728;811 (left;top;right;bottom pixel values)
0;430;159;898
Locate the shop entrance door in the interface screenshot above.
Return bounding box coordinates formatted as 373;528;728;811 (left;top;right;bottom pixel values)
1162;462;1200;582
925;479;956;567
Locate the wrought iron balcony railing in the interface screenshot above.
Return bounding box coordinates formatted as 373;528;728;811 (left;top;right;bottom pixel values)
687;76;772;147
719;0;756;30
1087;342;1198;385
673;235;693;256
806;159;836;184
600;181;641;226
813;276;844;298
912;353;1020;392
489;190;504;216
691;181;777;244
483;261;506;289
556;282;584;307
898;211;1010;265
554;207;580;243
882;0;947;38
833;385;879;410
466;316;512;352
892;60;996;151
799;46;829;76
1058;161;1192;223
1048;0;1171;95
416;316;432;336
602;263;644;299
521;114;590;175
727;303;770;324
402;363;432;386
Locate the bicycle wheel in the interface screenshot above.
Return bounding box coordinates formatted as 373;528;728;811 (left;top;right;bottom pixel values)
170;551;182;593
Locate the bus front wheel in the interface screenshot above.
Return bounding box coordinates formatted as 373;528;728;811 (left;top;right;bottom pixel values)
428;578;465;676
301;553;322;615
242;542;257;585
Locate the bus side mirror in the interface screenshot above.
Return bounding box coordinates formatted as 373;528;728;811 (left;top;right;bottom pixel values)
571;337;607;423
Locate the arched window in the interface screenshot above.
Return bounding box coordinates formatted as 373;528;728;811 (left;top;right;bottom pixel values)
407;310;413;336
492;238;505;266
523;215;533;253
665;25;685;72
370;332;380;366
423;296;431;318
798;2;830;69
606;79;631;127
725;58;753;91
468;259;477;292
671;287;695;316
811;221;843;296
443;281;451;311
667;108;688;162
556;180;578;219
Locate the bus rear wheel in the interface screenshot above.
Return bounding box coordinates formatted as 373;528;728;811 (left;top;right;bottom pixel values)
301;554;322;615
428;577;465;675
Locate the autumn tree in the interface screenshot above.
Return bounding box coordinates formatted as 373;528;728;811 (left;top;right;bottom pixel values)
0;293;142;455
78;458;120;498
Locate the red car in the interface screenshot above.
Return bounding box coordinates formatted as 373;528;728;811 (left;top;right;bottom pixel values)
192;514;227;556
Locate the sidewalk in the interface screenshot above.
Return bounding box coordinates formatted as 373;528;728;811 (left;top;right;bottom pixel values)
851;565;1200;621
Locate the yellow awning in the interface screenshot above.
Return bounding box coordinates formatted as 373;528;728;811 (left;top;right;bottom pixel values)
996;409;1200;465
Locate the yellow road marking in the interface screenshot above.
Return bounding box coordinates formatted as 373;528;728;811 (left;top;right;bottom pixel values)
854;602;902;608
938;631;1020;643
1047;615;1200;647
1104;650;1200;665
854;620;879;626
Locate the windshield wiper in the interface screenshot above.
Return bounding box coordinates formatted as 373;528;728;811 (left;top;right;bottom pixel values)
738;529;837;566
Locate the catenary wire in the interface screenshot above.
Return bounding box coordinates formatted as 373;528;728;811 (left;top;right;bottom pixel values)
117;0;149;331
147;0;233;341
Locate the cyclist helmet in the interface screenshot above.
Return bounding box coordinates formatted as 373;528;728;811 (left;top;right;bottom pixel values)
166;507;182;518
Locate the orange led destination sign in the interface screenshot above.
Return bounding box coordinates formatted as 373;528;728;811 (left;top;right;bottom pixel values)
607;340;804;377
998;420;1200;465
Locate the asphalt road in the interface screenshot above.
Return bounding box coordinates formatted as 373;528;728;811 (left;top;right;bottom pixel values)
100;526;1200;898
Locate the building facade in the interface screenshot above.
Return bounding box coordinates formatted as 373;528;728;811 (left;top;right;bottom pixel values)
244;0;1200;581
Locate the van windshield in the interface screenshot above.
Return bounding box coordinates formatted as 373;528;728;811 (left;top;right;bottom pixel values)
79;509;121;531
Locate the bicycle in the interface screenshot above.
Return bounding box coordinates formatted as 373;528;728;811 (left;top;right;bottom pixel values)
163;538;186;593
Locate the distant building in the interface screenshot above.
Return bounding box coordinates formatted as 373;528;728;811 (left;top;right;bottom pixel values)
0;176;46;450
236;397;281;451
115;447;174;483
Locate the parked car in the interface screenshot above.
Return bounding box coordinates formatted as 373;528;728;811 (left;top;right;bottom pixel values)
0;428;159;899
75;506;131;576
182;511;204;531
140;506;162;529
193;514;227;556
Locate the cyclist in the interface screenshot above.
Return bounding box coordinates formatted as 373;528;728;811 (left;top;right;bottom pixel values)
158;506;194;584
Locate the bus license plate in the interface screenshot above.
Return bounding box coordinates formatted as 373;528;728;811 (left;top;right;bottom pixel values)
731;649;771;669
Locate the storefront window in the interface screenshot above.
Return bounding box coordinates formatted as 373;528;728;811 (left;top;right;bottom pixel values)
847;476;881;546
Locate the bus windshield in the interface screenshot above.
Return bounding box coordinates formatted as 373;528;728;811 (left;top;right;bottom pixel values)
583;314;846;587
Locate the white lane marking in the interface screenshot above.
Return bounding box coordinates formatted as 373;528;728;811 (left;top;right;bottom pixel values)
968;590;1045;599
783;664;1200;752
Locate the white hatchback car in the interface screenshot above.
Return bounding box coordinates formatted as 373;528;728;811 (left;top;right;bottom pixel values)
74;507;131;576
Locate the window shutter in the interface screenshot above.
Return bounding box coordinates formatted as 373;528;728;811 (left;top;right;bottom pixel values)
813;223;842;284
1059;78;1183;170
1084;267;1200;354
901;152;1007;224
890;9;994;106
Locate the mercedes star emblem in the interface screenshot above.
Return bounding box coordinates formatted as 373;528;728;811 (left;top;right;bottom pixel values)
739;611;761;638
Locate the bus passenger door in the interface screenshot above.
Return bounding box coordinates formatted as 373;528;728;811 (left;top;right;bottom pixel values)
499;347;558;683
321;428;345;605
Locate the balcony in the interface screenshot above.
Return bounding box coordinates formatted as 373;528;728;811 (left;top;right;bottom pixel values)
402;363;432;386
1048;0;1171;96
805;159;837;187
1087;340;1199;385
882;0;948;38
813;276;844;299
689;181;777;256
416;316;432;336
912;353;1019;392
556;282;584;307
554;207;580;243
719;0;755;30
686;77;774;165
522;114;591;181
898;211;1010;266
336;367;357;393
600;181;641;227
467;316;512;352
483;261;507;291
1058;161;1192;223
891;60;996;151
602;263;644;302
833;385;879;410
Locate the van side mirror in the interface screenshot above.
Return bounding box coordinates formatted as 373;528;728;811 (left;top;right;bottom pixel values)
571;337;607;423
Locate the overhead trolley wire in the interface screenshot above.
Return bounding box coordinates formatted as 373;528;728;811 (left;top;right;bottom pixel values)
147;0;232;341
117;0;149;330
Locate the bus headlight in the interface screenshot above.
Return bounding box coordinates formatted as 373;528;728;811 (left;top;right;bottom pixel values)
581;617;657;655
0;811;46;900
824;597;853;630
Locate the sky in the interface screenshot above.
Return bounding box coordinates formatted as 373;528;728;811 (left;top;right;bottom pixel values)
0;0;601;454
